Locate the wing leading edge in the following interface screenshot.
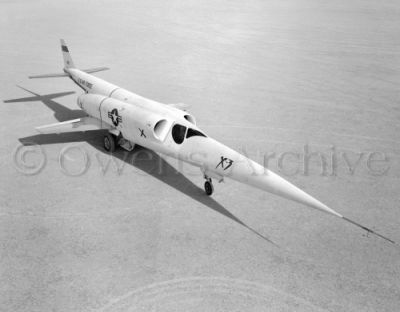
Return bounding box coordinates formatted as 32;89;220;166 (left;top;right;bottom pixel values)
36;117;111;134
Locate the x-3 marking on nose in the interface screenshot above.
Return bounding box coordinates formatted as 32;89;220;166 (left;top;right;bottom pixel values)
216;156;234;170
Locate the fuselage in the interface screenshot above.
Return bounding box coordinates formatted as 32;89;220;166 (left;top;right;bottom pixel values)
68;68;233;179
65;67;343;218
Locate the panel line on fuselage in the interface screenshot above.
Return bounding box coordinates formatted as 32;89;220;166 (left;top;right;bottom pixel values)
98;96;109;123
69;75;86;92
108;87;120;97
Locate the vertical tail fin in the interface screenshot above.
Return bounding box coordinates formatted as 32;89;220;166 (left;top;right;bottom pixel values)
29;40;110;79
60;39;75;69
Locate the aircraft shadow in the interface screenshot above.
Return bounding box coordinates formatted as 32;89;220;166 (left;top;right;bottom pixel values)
4;85;86;121
6;86;276;246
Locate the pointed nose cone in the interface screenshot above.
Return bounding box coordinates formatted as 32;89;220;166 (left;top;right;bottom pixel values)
229;157;343;218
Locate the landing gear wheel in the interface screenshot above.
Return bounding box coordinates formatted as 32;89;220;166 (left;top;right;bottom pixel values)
104;133;116;152
204;180;214;196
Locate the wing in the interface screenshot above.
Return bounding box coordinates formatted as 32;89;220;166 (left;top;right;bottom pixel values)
36;117;111;134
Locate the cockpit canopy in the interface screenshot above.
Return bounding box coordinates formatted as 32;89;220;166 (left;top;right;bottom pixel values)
186;128;206;139
171;124;206;144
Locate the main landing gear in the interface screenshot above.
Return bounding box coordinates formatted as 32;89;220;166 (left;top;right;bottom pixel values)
204;176;214;196
103;133;116;152
103;132;135;152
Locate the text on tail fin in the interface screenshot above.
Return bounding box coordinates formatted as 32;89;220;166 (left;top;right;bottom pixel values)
60;39;75;69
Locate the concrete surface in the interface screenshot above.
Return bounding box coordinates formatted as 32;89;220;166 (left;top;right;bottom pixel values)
1;0;399;311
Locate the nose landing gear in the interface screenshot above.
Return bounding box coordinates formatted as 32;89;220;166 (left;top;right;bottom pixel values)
204;176;214;196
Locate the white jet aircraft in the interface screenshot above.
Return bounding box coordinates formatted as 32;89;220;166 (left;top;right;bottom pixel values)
29;39;394;244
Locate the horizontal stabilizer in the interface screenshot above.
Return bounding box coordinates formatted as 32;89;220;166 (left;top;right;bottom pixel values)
29;67;109;79
81;66;110;74
29;72;69;79
36;117;111;134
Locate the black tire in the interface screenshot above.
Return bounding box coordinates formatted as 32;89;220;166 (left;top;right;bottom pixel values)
104;133;116;152
204;180;214;196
